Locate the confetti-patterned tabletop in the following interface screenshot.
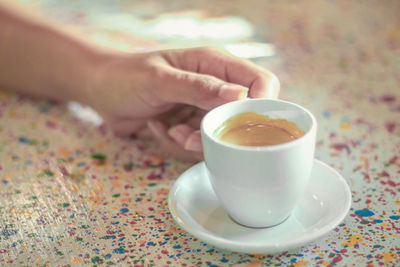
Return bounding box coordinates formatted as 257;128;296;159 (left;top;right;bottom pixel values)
1;0;399;266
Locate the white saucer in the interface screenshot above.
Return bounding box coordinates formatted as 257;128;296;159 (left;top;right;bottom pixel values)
168;159;352;254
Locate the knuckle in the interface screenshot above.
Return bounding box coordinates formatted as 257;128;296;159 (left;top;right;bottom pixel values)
194;77;218;94
197;46;222;56
154;67;170;81
144;61;167;79
174;71;193;83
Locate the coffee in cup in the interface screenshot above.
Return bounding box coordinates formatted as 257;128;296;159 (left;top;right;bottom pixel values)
214;112;305;146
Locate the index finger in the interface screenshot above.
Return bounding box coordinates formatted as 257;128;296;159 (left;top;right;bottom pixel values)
163;47;280;99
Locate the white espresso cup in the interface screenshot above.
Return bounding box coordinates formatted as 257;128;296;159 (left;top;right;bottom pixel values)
201;98;317;228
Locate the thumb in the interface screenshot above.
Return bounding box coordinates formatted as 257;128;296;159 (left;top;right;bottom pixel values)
159;69;248;110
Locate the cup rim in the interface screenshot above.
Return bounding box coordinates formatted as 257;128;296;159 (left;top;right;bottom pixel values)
201;98;317;151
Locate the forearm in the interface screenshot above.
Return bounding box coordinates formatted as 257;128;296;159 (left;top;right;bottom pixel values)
0;2;97;103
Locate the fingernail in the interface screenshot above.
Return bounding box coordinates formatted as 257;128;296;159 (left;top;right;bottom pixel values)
167;127;182;141
267;76;280;99
147;120;163;139
168;124;193;144
219;84;248;100
184;133;203;152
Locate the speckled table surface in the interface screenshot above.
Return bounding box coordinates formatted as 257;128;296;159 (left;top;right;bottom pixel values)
1;0;399;266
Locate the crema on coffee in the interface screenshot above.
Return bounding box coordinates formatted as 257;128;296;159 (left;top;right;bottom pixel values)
214;112;305;146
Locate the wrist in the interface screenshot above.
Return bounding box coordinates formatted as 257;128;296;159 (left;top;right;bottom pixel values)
80;49;134;111
72;46;104;105
75;47;126;106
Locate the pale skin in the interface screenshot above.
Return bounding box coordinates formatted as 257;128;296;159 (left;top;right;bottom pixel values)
0;1;280;161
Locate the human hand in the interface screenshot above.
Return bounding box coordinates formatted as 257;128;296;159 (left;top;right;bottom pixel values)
85;47;280;161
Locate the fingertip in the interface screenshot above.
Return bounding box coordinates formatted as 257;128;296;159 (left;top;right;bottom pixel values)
168;124;195;145
268;75;280;99
147;120;166;139
248;74;280;99
148;120;203;162
184;131;203;152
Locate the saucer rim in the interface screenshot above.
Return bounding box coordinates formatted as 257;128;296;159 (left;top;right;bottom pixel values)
168;159;352;254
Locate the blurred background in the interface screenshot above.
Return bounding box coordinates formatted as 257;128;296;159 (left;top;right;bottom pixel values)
1;1;400;266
